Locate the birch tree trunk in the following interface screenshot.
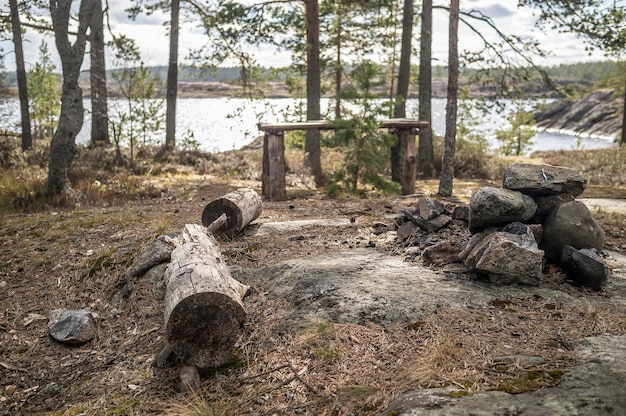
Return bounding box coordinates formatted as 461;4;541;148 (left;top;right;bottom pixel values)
47;0;96;195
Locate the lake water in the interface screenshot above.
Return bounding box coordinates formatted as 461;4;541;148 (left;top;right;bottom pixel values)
0;97;617;153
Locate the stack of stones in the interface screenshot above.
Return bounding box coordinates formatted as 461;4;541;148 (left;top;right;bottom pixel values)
460;162;608;289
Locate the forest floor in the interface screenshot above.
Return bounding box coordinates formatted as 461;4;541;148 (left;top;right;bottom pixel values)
0;143;625;415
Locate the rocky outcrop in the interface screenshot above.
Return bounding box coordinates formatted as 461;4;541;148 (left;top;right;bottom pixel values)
533;89;623;141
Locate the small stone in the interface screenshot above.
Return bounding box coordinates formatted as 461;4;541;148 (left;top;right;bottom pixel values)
418;198;445;220
422;241;463;266
4;385;17;396
397;221;419;241
560;245;609;290
452;205;470;222
180;365;200;393
48;309;96;345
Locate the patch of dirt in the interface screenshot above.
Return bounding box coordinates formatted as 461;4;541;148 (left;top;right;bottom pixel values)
1;173;625;415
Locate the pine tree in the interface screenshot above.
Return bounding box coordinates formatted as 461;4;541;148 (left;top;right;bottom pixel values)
28;40;61;139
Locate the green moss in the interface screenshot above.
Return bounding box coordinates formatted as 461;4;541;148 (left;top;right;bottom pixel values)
495;369;565;393
448;390;469;398
87;249;118;277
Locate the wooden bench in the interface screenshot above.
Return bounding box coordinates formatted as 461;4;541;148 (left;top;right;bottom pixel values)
258;119;429;201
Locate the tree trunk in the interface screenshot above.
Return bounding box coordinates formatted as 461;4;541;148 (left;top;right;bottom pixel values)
334;12;342;120
438;0;459;197
89;0;109;147
9;0;32;151
391;0;414;182
47;0;96;195
304;0;324;187
201;188;262;237
164;224;249;369
164;0;179;151
622;72;625;146
418;0;434;178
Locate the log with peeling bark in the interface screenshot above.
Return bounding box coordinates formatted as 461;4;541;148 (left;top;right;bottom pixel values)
164;224;250;369
201;188;262;237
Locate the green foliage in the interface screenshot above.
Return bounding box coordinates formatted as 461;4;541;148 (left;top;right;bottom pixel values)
495;106;536;156
109;35;165;169
27;40;61;139
326;60;399;196
285;130;305;150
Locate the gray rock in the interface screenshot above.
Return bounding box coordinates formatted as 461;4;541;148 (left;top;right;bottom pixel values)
503;163;587;197
560;245;609;290
421;241;463;266
418;198;445;220
125;234;176;281
533;193;575;222
464;225;544;286
383;335;626;416
469;187;537;232
48;309;96;344
402;208;452;232
541;201;605;262
397;221;420;241
451;205;470;222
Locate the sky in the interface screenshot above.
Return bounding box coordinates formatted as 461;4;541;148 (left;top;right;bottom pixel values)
0;0;609;73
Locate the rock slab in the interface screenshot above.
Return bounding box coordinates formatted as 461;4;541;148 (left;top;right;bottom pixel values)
503;162;587;197
384;335;626;416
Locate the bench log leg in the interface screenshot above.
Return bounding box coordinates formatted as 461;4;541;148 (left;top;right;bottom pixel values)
262;131;287;201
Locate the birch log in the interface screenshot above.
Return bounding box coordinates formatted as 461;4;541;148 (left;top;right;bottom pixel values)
164;224;250;369
201;188;262;237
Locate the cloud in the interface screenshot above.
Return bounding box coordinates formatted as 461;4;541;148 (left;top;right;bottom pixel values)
477;4;515;19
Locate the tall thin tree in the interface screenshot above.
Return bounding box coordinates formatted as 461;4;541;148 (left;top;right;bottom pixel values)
418;0;434;178
438;0;459;197
391;0;414;182
305;0;323;186
90;0;108;146
164;0;179;151
9;0;32;151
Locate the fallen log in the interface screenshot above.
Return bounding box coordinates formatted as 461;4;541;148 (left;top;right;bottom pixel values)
201;188;262;237
164;224;250;369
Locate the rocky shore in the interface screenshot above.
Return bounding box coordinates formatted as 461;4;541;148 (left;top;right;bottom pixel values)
533;89;624;142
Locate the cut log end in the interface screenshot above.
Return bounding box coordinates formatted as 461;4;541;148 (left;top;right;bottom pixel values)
166;292;245;369
201;188;262;237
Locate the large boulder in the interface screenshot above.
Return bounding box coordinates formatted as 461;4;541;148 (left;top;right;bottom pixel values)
541;201;605;262
469;187;537;233
503;163;587;197
464;223;544;286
